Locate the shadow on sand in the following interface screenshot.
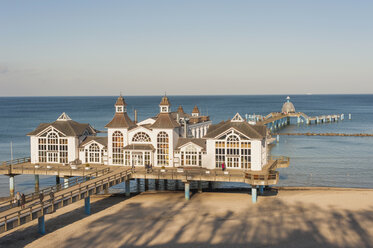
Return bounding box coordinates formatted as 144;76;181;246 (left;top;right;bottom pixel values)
1;190;373;248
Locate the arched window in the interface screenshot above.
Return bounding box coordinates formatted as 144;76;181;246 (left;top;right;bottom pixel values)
47;132;58;151
112;131;124;164
226;134;240;168
157;132;169;166
132;132;151;142
226;135;239;155
88;143;100;163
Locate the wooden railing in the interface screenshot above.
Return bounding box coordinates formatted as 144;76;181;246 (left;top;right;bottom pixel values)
0;168;132;233
1;157;31;166
0;167;111;211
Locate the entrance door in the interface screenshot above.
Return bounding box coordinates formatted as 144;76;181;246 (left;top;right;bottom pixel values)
227;157;239;168
132;152;143;166
47;152;58;163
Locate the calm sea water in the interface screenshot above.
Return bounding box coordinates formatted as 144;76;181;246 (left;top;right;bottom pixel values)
0;95;372;197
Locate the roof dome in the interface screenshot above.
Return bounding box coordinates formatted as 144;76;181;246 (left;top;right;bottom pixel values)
281;96;296;113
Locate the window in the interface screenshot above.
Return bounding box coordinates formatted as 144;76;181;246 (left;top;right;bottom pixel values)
214;132;251;169
241;142;251;169
88;143;100;163
132;132;151;142
38;138;46;162
144;151;151;165
125;151;131;166
59;139;68;163
215;141;225;168
157;132;169;166
227;135;239;156
112;131;124;164
182;145;199;166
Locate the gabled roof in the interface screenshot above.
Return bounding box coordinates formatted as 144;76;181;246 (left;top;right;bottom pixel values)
105;112;137;129
204;120;266;139
150;113;180;129
80;136;108;148
27;115;96;137
175;138;206;151
192;105;200;114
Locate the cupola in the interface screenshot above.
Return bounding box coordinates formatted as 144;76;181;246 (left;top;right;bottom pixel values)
159;95;171;113
115;95;127;113
192;105;200;117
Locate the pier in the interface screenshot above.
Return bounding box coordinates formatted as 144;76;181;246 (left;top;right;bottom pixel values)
246;96;350;133
0;155;289;234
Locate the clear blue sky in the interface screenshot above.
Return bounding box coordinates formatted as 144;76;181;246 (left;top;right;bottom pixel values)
1;1;372;96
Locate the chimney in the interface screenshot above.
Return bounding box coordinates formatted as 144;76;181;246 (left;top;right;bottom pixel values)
183;120;187;138
134;109;138;123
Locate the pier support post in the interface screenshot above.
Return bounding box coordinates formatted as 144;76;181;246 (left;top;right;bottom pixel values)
164;179;168;190
251;186;257;203
198;181;202;193
349;113;351;120
144;179;149;191
9;175;15;198
35;175;40;193
137;178;141;192
155;179;159;190
276;135;280;143
125;180;130;197
85;196;90;215
38;215;45;235
185;182;190;200
56;176;60;185
259;185;264;195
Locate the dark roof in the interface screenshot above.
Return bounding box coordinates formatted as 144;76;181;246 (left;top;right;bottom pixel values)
192;105;200;114
150;113;180;129
204;120;266;139
115;96;126;106
80;136;108;148
159;96;170;106
124;144;155;151
171;111;191;120
27;120;96;137
105;112;137;129
175;138;206;151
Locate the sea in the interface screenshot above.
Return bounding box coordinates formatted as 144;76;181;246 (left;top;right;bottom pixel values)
0;95;372;197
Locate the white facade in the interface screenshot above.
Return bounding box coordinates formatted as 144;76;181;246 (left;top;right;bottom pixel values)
28;98;269;172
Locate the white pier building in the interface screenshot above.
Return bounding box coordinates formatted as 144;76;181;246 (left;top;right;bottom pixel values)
28;96;269;171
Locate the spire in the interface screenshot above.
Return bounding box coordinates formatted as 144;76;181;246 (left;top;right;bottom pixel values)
115;95;127;113
57;112;72;121
159;95;171;113
192;105;200;115
177;105;185;113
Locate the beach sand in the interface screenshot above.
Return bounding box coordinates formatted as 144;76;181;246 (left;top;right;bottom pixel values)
1;188;373;248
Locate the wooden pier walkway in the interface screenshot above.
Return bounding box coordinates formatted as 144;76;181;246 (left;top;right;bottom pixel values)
246;112;348;133
0;156;289;234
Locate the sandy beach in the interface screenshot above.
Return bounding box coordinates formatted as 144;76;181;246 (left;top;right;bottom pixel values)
1;188;373;248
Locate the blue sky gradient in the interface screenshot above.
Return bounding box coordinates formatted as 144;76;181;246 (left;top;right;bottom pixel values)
1;1;372;96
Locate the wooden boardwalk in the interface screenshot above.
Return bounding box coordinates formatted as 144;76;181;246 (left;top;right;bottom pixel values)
0;156;289;234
